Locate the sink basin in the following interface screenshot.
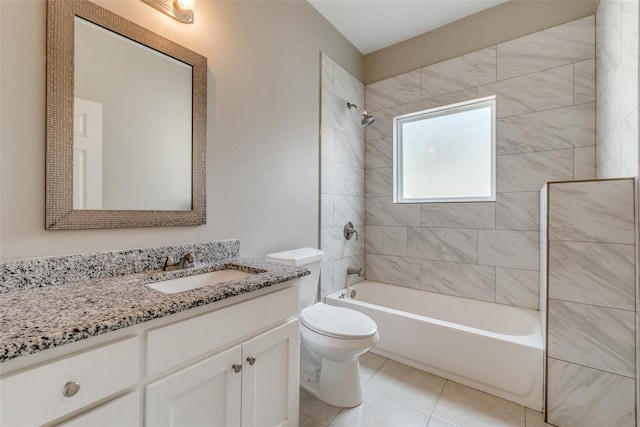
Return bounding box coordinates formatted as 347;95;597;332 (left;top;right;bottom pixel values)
147;270;254;294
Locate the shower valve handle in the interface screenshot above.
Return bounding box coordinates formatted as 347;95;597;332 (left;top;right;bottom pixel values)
344;222;358;241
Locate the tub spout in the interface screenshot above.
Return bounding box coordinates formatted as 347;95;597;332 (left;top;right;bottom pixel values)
347;267;364;277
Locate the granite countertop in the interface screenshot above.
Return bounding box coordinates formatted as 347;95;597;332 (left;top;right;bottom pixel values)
0;258;308;363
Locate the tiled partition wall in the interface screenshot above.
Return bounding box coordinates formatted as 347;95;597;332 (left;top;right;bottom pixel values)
594;1;640;422
319;53;366;298
544;179;636;427
363;16;595;309
595;0;639;178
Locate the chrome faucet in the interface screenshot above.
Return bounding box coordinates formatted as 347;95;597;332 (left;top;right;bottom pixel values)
157;252;197;271
347;267;364;277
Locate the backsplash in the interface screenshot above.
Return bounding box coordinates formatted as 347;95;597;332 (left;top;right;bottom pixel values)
0;239;240;293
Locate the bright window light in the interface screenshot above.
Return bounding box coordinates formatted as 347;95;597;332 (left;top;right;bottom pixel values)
393;96;496;203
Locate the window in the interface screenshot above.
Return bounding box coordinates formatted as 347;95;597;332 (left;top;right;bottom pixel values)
393;96;496;204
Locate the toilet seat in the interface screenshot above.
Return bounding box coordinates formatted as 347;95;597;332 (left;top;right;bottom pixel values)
301;303;377;339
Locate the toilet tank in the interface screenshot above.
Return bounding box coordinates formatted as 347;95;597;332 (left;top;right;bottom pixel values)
265;248;323;309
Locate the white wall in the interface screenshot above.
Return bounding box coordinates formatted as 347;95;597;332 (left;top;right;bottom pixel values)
0;0;362;261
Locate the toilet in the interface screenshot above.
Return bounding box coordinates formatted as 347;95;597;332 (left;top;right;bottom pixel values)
265;248;379;408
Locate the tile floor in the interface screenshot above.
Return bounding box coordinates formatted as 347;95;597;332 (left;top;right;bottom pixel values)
300;352;554;427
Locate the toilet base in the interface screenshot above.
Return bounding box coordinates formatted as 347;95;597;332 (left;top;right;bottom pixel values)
317;358;363;408
299;356;364;408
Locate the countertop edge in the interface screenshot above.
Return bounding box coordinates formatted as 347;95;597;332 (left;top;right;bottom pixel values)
0;258;308;363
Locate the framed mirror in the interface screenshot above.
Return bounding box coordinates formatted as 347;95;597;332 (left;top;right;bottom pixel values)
46;0;207;229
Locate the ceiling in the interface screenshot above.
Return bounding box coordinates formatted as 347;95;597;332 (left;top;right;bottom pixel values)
307;0;509;55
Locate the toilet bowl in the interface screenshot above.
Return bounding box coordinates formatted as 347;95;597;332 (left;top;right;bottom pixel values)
265;248;379;408
300;302;379;407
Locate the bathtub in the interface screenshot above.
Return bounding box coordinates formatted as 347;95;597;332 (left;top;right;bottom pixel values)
326;280;544;410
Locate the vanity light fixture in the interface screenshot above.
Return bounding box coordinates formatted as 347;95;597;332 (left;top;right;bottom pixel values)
142;0;195;24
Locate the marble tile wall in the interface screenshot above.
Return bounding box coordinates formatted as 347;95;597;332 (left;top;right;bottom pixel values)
545;179;636;427
596;0;639;178
595;2;640;422
364;16;596;310
546;358;635;426
320;53;366;298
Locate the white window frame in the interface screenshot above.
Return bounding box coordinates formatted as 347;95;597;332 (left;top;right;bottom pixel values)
393;96;496;204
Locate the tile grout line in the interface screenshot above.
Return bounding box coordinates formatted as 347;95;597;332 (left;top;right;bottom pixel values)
369;71;594;117
548;237;635;245
548;296;637;313
364;355;389;385
324;356;391;426
426;379;450;426
326;406;343;427
547;355;636;380
497;144;596;157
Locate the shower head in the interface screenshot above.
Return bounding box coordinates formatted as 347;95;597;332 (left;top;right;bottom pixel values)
361;113;375;126
347;102;375;127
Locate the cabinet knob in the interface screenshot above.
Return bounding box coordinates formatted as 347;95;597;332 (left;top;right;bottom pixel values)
246;356;256;366
232;363;242;373
63;381;81;397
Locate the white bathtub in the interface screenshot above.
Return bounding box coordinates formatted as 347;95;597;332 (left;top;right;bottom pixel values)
326;280;544;410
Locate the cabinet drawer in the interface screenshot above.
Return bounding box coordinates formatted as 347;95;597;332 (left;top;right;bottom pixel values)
0;336;138;427
147;285;298;376
57;391;140;427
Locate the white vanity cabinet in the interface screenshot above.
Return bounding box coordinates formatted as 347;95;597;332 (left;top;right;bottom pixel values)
146;319;299;427
240;319;299;427
0;337;139;427
56;392;140;427
0;282;300;427
146;346;243;426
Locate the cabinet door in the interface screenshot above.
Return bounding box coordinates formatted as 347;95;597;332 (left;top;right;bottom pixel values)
57;392;140;427
145;346;242;427
241;319;299;427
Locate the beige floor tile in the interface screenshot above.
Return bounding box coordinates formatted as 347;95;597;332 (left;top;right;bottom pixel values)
300;388;342;426
300;413;330;427
365;359;446;413
432;381;525;427
360;351;387;384
428;415;460;426
525;408;555;427
328;388;431;427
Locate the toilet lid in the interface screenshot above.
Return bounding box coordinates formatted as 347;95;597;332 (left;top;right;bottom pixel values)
301;303;377;339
